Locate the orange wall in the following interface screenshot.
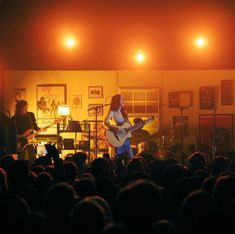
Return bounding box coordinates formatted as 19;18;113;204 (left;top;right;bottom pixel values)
4;69;235;150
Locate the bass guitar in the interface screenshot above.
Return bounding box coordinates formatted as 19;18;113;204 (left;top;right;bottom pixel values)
17;118;63;152
105;116;154;147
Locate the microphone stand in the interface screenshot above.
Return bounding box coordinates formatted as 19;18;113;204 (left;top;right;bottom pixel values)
211;104;217;161
178;106;189;165
87;103;110;158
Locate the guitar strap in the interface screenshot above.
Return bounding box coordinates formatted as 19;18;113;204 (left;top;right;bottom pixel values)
27;112;33;130
27;113;35;135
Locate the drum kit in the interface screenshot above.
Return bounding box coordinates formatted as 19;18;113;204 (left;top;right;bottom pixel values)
134;128;181;156
34;125;180;158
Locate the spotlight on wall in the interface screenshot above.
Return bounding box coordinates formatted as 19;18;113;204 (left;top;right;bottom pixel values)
63;35;77;49
135;50;146;64
194;36;208;49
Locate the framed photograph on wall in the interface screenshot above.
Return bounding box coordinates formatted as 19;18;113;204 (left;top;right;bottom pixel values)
88;104;103;116
221;79;234;105
199;86;215;109
199;114;233;154
88;86;103;98
15;88;26;102
168;91;192;108
37;84;67;134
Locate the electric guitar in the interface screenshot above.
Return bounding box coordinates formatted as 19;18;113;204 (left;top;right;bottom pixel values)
17;118;63;152
105;116;154;147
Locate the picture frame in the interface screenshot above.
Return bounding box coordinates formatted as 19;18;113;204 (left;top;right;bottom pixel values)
199;114;233;154
88;86;103;99
15;88;26;102
37;84;67;134
88;104;103;116
168;91;192;108
221;79;234;105
199;86;215;110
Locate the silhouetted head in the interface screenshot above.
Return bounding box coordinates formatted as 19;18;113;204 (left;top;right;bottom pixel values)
71;197;106;234
15;100;28;115
117;179;163;228
7;160;29;186
43;182;77;217
90;157;111;181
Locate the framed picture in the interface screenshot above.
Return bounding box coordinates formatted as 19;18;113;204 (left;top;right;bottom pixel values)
88;104;103;116
168;91;192;108
221;80;234;105
199;114;233;154
199;86;215;110
88;86;103;98
72;95;82;109
15;88;26;101
37;84;67;134
172;116;189;136
88;120;104;132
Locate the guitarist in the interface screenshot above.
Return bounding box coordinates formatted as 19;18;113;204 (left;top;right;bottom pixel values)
12;100;45;165
104;94;133;159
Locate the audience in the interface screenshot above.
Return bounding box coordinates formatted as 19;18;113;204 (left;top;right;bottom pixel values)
0;142;234;233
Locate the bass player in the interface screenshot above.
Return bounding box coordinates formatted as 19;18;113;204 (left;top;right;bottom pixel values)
12;100;46;165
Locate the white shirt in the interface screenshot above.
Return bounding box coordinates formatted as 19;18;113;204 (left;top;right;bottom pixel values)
104;110;125;128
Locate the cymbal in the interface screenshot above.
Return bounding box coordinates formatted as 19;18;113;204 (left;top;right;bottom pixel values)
152;128;177;138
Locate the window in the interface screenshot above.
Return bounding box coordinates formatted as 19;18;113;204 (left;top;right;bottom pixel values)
119;88;160;134
120;88;159;115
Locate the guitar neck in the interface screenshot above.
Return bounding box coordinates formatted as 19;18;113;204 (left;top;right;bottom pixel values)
126;117;154;132
34;119;61;135
127;122;144;132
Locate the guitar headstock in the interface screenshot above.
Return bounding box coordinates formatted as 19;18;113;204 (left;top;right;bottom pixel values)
145;116;154;124
54;118;64;124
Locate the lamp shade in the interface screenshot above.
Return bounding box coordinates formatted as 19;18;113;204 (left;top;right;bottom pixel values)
57;105;70;116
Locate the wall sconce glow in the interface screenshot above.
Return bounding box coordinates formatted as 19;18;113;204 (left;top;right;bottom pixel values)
57;105;70;116
63;36;77;49
135;50;146;64
194;36;207;48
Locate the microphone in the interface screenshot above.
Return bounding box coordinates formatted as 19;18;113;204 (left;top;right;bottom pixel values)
87;106;99;111
87;103;110;111
103;103;111;107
